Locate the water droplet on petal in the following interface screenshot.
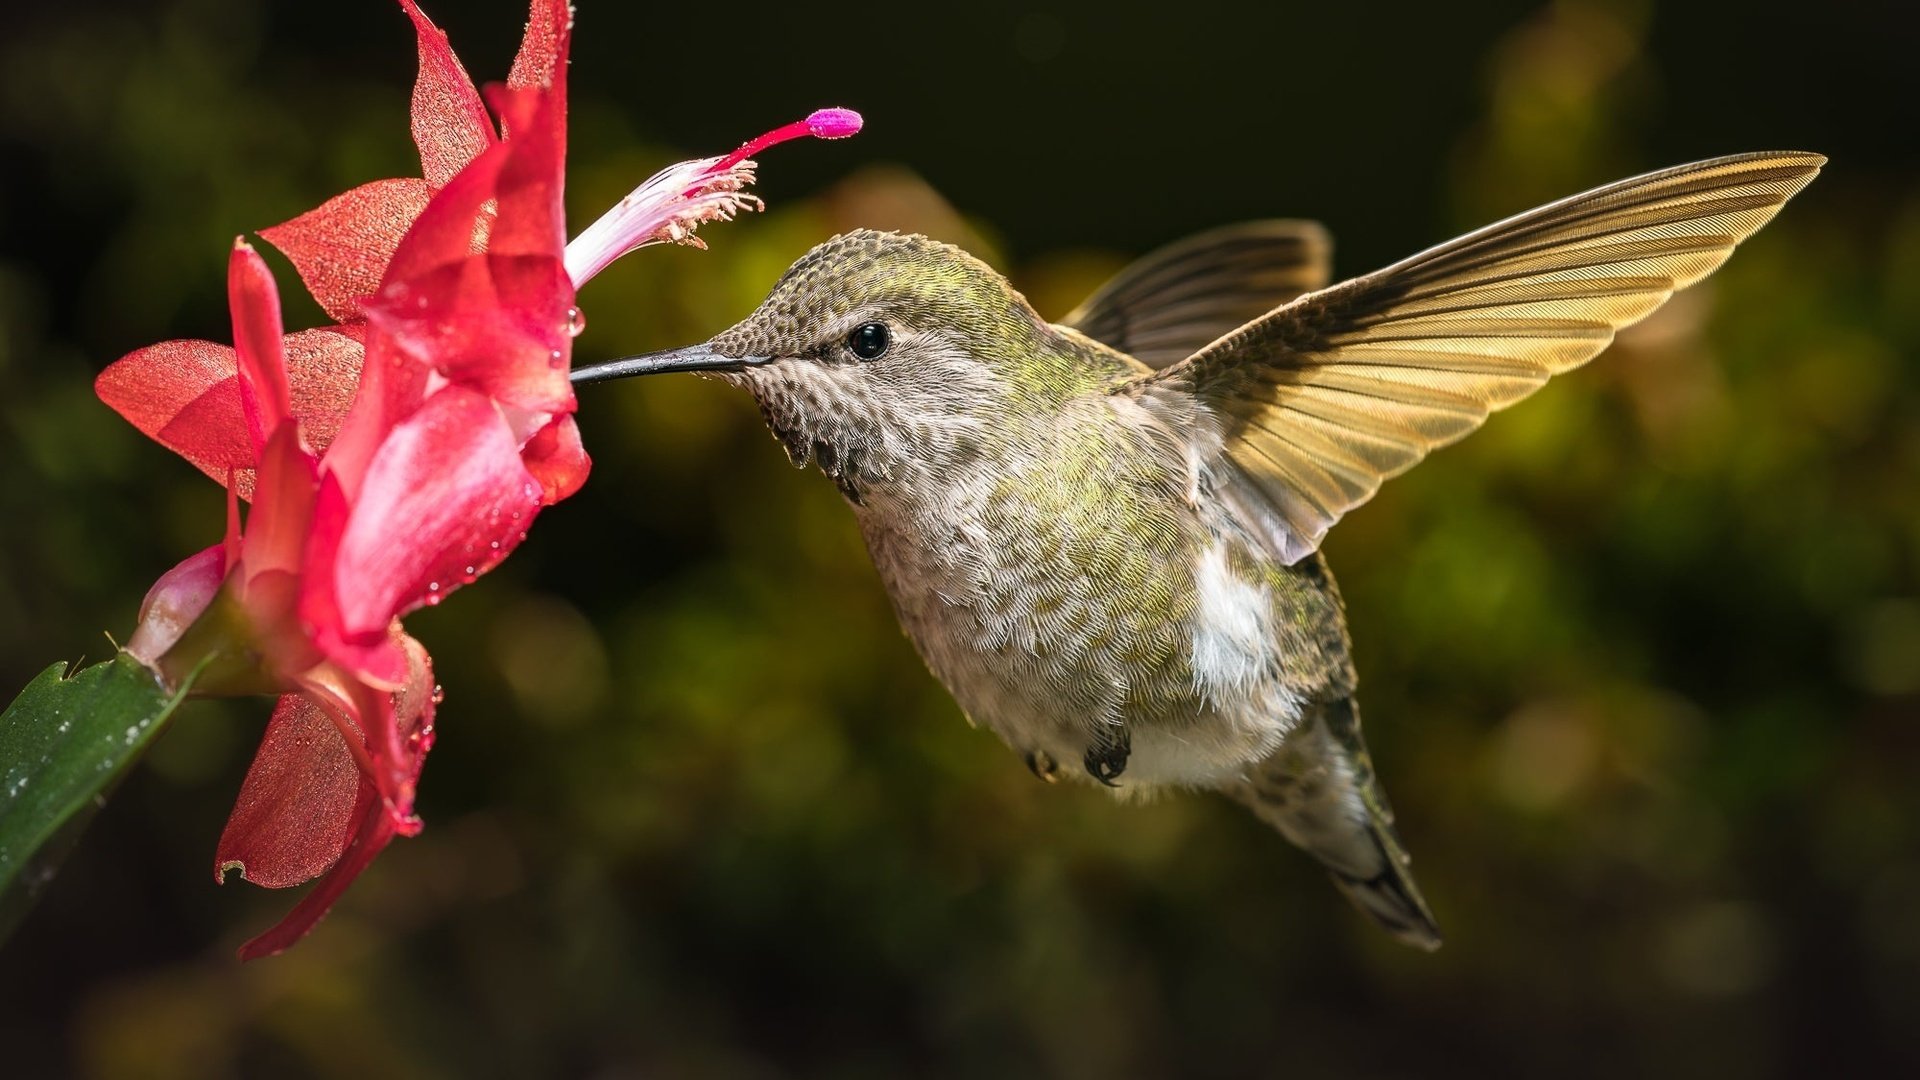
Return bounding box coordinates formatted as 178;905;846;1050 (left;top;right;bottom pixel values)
564;306;587;337
430;685;446;705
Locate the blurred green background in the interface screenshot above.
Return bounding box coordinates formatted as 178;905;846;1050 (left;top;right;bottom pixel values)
2;0;1917;1076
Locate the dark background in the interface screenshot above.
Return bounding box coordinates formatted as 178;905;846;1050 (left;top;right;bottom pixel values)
3;0;1917;1076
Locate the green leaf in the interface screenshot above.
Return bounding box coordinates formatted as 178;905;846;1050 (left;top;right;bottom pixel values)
0;653;192;942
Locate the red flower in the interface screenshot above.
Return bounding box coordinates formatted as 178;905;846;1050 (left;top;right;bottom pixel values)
96;0;859;958
100;0;583;508
104;0;576;960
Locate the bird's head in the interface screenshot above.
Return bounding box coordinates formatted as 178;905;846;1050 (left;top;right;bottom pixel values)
573;230;1106;496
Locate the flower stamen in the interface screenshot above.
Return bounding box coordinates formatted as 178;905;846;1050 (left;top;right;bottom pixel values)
562;107;862;287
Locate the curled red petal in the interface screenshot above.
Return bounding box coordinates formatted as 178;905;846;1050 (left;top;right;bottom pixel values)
522;414;588;504
216;693;367;889
229;240;292;436
97;340;256;495
397;0;495;189
260;178;434;323
241;425;318;592
314;386;541;643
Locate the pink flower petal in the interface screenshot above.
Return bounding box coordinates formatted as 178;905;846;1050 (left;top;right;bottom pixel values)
397;0;495;189
259;178;434;323
316;386;541;643
296;475;414;689
216;693;368;889
125;545;227;667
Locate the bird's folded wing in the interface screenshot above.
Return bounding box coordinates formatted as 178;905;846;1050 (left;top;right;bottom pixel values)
1133;151;1825;564
1063;220;1332;369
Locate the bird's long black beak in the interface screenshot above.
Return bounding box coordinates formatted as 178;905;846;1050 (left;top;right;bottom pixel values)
569;344;770;385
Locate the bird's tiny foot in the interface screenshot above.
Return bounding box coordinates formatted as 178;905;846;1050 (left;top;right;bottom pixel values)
1024;749;1060;783
1083;729;1131;787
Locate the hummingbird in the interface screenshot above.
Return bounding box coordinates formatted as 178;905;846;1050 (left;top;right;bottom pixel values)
572;152;1823;949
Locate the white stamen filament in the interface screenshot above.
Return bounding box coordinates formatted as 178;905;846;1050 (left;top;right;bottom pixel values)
563;156;765;287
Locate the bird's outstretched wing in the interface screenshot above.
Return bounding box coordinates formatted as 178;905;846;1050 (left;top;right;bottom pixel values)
1133;152;1825;563
1063;221;1332;369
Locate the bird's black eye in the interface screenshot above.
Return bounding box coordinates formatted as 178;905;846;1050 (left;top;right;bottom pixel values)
848;322;890;360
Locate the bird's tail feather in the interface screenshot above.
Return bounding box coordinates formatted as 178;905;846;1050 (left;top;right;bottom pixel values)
1224;696;1441;950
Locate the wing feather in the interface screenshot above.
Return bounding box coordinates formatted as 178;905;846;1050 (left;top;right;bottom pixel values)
1135;151;1824;563
1063;220;1332;368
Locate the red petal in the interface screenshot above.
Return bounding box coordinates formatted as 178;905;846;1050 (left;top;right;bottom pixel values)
368;258;575;415
241;425;318;592
483;84;566;261
284;325;367;458
297;476;411;689
367;83;576;415
236;793;396;960
310;326;432;509
397;0;495;189
260;178;433;323
313;386;541;643
521;414;588;504
97;340;257;496
506;0;570;95
215;693;367;889
379;124;508;289
232;635;438;960
229;241;293;452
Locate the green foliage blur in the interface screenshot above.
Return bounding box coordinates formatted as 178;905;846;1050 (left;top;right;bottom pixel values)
2;0;1916;1076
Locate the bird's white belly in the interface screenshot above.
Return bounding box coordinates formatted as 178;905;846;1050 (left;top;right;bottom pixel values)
863;509;1302;790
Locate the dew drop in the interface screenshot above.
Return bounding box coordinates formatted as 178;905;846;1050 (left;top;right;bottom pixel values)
430;685;446;705
548;348;565;369
564;306;586;337
463;565;477;577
